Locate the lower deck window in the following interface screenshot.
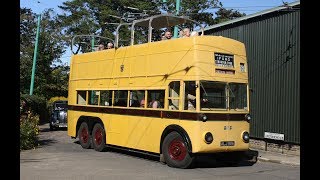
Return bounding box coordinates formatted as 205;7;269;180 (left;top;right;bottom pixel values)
114;90;128;107
77;91;87;105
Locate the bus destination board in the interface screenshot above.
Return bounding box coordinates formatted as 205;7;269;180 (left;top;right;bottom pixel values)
214;53;234;68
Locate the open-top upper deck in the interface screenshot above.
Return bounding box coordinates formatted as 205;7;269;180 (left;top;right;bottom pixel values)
69;14;247;90
70;35;247;90
117;13;204;47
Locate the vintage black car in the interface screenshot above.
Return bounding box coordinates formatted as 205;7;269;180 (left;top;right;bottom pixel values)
49;100;68;130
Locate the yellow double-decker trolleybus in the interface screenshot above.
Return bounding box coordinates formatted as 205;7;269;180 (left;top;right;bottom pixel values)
67;14;251;168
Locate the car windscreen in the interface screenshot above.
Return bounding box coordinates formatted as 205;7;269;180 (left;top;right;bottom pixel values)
55;103;67;110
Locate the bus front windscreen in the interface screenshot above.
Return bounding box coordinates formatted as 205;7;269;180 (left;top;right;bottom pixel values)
200;81;248;110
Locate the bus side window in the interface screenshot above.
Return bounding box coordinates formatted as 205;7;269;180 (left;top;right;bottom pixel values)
100;90;112;106
129;90;145;107
184;81;197;110
88;90;99;106
114;90;128;107
168;99;178;110
77;91;87;105
168;81;180;110
147;90;164;109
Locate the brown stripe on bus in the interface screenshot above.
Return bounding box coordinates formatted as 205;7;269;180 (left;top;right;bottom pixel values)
68;105;245;121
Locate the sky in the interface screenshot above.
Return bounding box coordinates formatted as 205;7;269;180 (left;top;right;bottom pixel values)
20;0;299;66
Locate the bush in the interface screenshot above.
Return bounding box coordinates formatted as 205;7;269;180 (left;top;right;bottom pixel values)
20;113;39;150
21;94;49;124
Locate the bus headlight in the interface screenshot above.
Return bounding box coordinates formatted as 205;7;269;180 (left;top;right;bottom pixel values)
204;132;213;144
199;113;207;122
242;131;250;143
245;114;251;122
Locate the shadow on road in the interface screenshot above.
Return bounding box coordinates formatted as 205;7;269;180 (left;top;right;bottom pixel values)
36;126;63;147
40;127;67;132
73;140;159;162
37;139;58;147
194;149;259;168
73;140;259;168
107;146;160;162
20;158;48;163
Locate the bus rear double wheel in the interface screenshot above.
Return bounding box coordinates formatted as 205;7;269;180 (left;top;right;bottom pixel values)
78;122;91;149
92;123;106;152
162;131;194;168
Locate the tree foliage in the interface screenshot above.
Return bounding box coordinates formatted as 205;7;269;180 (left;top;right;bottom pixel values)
158;0;245;28
20;8;69;99
20;1;246;101
213;2;246;24
20;8;37;95
58;0;160;51
58;0;245;47
159;0;219;28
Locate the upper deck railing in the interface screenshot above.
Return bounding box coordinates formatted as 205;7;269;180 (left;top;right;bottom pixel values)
71;14;205;53
116;14;204;48
71;35;114;54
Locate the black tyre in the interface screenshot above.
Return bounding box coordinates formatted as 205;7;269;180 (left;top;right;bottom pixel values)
92;123;106;152
162;132;194;168
49;124;54;131
78;122;91;149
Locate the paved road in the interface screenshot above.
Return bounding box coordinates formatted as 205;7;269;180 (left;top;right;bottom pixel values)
20;123;300;180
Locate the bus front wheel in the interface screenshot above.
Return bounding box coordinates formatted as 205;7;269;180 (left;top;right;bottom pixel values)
78;122;91;149
162;132;194;168
92;123;106;152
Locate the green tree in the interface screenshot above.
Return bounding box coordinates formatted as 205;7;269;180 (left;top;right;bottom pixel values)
58;0;99;53
20;8;68;99
159;0;245;28
213;2;246;24
58;0;160;51
41;65;70;98
20;8;37;94
159;0;219;27
58;0;246;48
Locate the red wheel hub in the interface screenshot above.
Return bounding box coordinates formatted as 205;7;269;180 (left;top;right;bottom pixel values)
81;128;88;143
168;139;187;161
94;128;102;145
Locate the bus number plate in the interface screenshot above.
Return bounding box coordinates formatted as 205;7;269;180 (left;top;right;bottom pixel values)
220;141;235;146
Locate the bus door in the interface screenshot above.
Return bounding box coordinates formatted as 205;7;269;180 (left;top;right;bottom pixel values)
199;81;230;150
225;83;249;150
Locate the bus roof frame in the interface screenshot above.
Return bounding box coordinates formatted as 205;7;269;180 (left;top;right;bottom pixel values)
71;35;114;54
115;14;204;48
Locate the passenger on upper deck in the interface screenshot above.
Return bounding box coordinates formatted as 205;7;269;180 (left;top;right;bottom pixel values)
182;28;191;38
107;42;114;49
96;43;105;51
161;30;172;40
191;31;198;36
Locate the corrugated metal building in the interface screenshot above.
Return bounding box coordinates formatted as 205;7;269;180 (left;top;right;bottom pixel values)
203;1;300;144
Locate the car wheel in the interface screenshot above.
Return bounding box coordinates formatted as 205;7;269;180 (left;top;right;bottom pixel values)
78;122;91;149
49;123;54;131
92;123;106;152
162;132;194;168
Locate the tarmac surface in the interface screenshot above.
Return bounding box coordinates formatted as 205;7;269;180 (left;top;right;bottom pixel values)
254;148;300;166
20;123;300;180
35;122;300;167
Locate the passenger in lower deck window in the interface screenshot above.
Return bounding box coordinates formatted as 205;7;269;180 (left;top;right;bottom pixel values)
140;99;145;108
148;100;161;108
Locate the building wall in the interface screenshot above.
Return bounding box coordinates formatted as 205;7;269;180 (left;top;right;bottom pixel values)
205;9;300;144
